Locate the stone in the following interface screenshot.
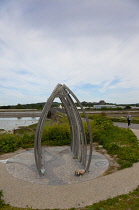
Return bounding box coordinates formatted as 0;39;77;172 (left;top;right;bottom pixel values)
75;169;85;176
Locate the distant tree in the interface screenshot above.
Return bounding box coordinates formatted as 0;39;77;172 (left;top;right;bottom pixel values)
0;105;11;109
99;100;106;105
125;105;131;109
15;103;22;109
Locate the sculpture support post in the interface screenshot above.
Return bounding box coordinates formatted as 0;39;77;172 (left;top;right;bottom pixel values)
34;84;93;176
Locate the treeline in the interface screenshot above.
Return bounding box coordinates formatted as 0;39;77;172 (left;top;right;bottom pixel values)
0;102;61;110
1;101;139;110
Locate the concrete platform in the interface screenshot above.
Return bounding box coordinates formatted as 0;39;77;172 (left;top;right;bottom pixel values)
5;146;109;185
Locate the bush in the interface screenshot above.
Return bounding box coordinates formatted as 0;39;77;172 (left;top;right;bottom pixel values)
42;123;71;146
0;132;35;153
19;133;35;148
0;134;20;153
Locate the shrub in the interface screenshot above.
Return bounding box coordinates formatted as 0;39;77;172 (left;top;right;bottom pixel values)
20;133;35;148
42;123;71;146
0;134;19;153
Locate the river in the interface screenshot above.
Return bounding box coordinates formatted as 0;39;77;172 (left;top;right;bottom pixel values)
0;117;40;131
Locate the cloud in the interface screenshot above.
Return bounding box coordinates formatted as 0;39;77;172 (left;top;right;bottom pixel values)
0;0;139;105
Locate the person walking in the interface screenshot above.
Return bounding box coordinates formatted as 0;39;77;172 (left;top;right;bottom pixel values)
127;113;131;127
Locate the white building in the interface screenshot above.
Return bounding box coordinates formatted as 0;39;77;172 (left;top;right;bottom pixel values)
94;105;117;109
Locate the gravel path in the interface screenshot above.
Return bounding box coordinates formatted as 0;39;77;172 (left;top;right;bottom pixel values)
1;161;139;209
114;122;139;129
0;127;139;209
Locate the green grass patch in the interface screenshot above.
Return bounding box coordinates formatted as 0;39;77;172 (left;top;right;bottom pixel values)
87;115;139;169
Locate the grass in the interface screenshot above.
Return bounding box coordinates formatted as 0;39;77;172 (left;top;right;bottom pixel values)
87;115;139;169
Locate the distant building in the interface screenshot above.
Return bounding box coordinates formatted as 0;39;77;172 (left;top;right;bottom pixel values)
77;107;81;110
98;100;106;105
77;106;89;110
118;106;126;109
131;106;139;109
59;105;63;109
94;105;117;109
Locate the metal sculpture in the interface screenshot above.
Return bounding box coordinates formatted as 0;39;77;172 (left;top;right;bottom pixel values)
34;84;93;176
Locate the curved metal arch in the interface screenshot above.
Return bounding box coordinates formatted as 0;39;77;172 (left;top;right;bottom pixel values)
59;91;87;167
62;84;93;172
34;84;93;176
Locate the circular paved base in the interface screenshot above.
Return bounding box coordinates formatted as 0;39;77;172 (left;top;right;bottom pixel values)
6;146;109;185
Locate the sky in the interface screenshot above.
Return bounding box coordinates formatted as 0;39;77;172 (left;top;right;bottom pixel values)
0;0;139;106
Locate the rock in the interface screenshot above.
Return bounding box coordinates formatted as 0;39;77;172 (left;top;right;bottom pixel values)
75;169;85;176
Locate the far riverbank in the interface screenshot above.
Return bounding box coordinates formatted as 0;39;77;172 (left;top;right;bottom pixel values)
1;109;139;118
0;109;42;118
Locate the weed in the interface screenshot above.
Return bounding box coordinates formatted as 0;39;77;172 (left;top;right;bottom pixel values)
0;190;8;207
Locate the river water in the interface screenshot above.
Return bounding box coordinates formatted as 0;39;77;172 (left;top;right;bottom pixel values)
0;117;40;131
